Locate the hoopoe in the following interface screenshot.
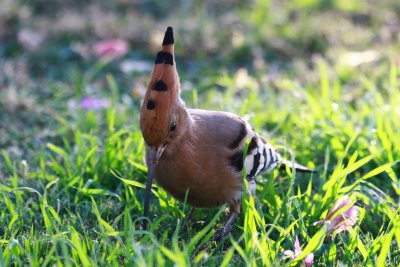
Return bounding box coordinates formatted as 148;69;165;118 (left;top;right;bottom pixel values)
140;27;314;240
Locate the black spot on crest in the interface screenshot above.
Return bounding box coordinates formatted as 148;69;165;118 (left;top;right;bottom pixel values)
146;100;156;110
154;51;174;65
163;52;174;65
154;80;168;91
229;150;244;172
155;51;164;64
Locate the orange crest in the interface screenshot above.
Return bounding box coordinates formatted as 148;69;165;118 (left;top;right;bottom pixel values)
140;27;181;147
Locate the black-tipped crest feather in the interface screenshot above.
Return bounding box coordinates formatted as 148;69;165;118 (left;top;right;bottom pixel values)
162;26;174;45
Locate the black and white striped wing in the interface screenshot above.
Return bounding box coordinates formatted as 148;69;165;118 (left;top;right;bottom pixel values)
244;135;281;181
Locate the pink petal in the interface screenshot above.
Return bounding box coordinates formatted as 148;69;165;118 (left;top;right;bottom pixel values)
317;195;359;236
334;223;348;234
305;253;314;267
93;39;128;59
81;97;109;110
330;215;344;229
81;97;92;110
327;206;359;234
294;236;301;256
326;195;352;221
283;250;295;258
344;205;359;221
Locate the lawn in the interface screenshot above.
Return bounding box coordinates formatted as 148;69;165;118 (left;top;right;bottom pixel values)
0;0;399;266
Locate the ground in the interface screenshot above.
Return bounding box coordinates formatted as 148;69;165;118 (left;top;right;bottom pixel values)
0;0;399;266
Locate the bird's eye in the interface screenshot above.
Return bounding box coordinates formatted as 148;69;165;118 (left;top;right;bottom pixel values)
170;122;177;131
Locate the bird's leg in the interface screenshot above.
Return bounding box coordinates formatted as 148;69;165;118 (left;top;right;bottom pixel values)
185;207;196;224
212;203;240;242
181;207;196;231
212;212;238;242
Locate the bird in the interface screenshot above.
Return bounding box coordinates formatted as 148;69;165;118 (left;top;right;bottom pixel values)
140;26;314;240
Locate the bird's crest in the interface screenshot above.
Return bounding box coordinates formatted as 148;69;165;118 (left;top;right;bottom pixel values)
140;27;181;147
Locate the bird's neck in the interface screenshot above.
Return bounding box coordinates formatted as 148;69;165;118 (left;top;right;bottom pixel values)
176;100;193;134
162;100;193;153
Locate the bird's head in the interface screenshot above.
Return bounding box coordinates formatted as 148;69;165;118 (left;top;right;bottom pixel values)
140;27;188;226
140;26;186;150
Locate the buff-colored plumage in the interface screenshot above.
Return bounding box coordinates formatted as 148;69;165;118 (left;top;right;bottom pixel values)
140;27;313;240
154;109;247;212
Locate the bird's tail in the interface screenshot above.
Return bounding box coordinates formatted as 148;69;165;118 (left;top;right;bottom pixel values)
279;158;316;173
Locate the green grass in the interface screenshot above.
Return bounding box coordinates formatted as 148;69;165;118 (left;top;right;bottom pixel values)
1;0;400;266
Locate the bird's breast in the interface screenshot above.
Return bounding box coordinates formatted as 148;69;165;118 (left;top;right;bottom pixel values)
154;135;244;208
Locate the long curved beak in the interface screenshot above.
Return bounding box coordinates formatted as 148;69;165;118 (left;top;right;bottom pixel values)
143;145;165;229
